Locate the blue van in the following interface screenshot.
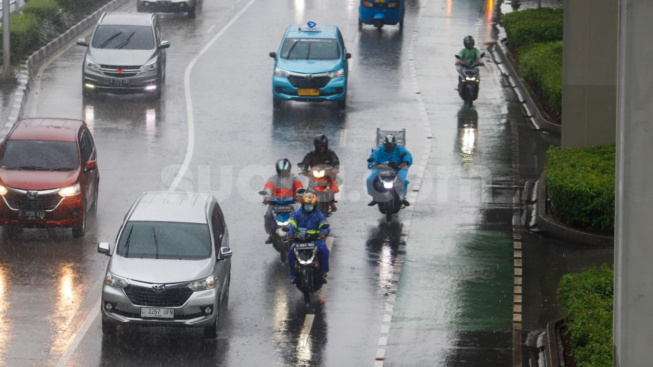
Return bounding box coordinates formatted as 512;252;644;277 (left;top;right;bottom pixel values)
269;22;351;110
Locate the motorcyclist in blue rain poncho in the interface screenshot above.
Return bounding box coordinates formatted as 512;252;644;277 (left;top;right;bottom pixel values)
287;192;330;283
366;134;413;207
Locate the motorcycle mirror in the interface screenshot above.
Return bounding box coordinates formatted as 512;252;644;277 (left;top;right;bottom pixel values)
297;162;305;168
455;55;461;59
367;157;375;163
258;190;267;196
296;188;306;195
480;51;486;58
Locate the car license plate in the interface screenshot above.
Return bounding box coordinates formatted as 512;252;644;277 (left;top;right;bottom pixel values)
141;307;174;319
111;79;129;87
273;206;294;212
375;0;385;3
18;210;45;220
298;89;320;96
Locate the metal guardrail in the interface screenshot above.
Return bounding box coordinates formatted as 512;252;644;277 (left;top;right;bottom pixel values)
0;0;25;22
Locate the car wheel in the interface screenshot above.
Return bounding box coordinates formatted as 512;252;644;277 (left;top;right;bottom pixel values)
82;85;95;100
273;96;282;109
336;94;346;110
358;18;363;31
223;274;230;307
102;318;117;337
203;304;220;339
188;6;196;18
136;3;144;12
72;201;86;238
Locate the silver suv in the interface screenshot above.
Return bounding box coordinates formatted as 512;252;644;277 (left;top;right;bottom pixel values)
77;12;170;100
97;192;232;338
137;0;197;18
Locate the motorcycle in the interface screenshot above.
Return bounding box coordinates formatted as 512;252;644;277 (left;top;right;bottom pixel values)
259;191;296;262
297;163;338;217
286;225;329;303
369;160;406;221
455;52;485;107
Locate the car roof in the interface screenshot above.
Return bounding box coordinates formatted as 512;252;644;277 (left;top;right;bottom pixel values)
9;118;84;142
128;192;214;224
284;24;340;39
100;12;154;26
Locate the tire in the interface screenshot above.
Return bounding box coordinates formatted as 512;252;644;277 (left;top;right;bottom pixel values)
102;319;116;337
386;212;393;222
136;3;144;12
273;96;282;109
89;184;99;216
203;304;220;339
336;94;346;110
188;6;196;18
72;202;86;238
317;201;330;217
223;274;230;307
303;291;311;304
358;18;363;31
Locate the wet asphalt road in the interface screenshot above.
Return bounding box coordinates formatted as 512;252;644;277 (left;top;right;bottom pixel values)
0;0;613;366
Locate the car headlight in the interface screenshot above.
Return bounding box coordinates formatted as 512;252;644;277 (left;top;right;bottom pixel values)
58;183;81;197
0;185;7;196
141;59;158;72
328;68;345;78
188;275;215;291
85;57;101;71
312;169;325;178
274;68;291;77
105;272;130;289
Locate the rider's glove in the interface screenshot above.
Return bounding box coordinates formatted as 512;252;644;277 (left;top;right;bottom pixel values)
263;196;271;204
400;162;408;168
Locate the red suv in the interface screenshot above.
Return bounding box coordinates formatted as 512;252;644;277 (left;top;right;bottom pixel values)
0;118;100;238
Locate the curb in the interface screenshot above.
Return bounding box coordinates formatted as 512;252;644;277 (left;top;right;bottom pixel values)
536;171;614;247
489;28;561;135
545;319;564;367
2;0;130;139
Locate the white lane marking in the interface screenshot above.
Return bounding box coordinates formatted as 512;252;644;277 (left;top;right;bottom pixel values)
54;2;258;366
339;129;347;148
298;314;315;349
170;0;257;191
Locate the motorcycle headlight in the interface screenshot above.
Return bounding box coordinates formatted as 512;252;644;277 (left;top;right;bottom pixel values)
0;185;7;196
188;275;215;291
328;68;345;78
105;272;130;289
274;68;291;77
277;220;289;226
312;169;326;178
465;77;476;81
383;181;394;189
58;183;81;197
141;59;158;72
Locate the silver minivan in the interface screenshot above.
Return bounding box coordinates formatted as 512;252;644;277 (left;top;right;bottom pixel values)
97;192;232;338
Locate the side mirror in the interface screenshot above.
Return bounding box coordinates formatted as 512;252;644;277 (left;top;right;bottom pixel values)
86;160;97;171
219;247;233;259
159;40;171;49
345;53;351;60
269;52;277;59
97;242;111;256
77;38;89;47
367;157;375;163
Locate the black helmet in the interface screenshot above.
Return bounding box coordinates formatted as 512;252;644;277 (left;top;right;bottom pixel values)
383;135;397;152
464;36;475;48
275;158;291;175
314;134;328;150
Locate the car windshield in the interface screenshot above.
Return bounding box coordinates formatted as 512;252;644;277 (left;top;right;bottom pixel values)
92;25;154;50
0;140;79;171
280;38;340;60
117;221;212;260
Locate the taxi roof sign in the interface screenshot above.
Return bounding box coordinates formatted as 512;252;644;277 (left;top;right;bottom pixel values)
299;21;321;32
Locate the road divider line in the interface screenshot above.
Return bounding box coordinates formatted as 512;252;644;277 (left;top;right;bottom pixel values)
298;314;315;350
55;2;259;366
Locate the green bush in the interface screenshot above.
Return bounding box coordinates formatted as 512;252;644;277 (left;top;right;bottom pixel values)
558;264;613;367
0;13;39;63
24;0;61;22
501;8;564;53
546;145;615;233
521;41;563;120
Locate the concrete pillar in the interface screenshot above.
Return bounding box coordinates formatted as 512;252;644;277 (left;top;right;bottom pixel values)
614;0;653;366
561;0;617;147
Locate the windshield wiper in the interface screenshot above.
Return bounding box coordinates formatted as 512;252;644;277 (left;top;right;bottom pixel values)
285;41;301;59
123;226;134;258
49;167;75;171
12;165;50;171
152;227;159;260
306;43;312;60
98;31;123;49
115;31;136;49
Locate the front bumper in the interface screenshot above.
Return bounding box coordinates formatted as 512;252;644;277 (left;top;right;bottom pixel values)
101;284;218;328
272;75;347;102
0;191;83;228
83;68;160;94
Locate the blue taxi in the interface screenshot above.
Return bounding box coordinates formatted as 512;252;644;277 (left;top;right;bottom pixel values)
269;22;351;110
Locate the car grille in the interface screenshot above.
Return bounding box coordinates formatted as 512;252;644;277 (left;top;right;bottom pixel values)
100;65;141;78
124;284;194;307
288;75;331;89
4;190;62;211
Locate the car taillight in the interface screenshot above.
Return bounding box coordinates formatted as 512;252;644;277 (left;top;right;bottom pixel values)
363;1;374;7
